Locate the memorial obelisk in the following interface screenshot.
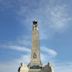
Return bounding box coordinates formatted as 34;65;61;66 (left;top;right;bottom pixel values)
18;20;53;72
28;20;42;72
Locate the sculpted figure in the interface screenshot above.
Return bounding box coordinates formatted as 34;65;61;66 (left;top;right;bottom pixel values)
18;63;23;72
47;63;52;72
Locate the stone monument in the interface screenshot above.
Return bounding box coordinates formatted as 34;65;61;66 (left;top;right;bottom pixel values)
18;20;53;72
28;20;42;72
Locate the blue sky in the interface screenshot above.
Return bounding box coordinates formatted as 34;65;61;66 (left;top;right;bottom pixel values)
0;0;72;72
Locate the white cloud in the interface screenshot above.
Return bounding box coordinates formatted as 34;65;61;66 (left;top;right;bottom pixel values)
0;41;71;72
40;47;58;65
0;53;30;72
0;56;72;72
0;43;57;65
0;0;72;72
55;62;72;72
47;48;57;56
17;55;30;64
0;60;18;72
16;36;32;46
17;0;72;40
41;47;57;57
0;44;31;53
49;5;72;32
0;55;30;72
0;52;31;72
9;45;30;52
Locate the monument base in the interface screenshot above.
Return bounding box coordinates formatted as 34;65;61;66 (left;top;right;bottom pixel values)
28;65;42;72
29;69;41;72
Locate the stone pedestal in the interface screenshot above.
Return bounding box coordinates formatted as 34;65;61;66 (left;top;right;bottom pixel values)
29;69;41;72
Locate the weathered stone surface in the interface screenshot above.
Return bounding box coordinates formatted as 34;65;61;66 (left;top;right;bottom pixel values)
18;21;53;72
41;63;52;72
28;21;42;70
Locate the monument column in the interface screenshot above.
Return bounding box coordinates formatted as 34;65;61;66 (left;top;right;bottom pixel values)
28;20;42;72
31;21;41;66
